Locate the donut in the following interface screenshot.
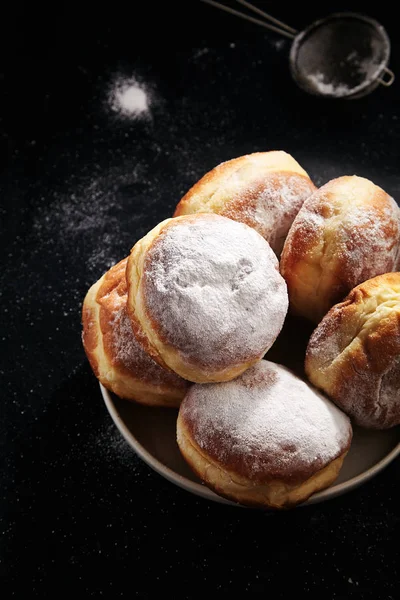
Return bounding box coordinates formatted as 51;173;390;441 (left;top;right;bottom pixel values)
305;273;400;429
125;213;288;383
82;258;189;406
177;360;352;508
173;151;316;255
280;175;400;322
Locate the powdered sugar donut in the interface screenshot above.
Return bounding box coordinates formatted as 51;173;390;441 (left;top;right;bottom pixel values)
126;214;288;383
82;258;189;406
173;151;316;256
177;360;352;508
280;175;400;322
306;273;400;429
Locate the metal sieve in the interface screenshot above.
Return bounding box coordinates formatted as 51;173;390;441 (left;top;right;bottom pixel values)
201;0;395;98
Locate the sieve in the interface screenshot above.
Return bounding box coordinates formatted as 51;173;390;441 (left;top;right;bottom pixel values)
200;0;395;98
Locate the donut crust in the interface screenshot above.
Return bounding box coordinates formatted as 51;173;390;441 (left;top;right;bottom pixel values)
177;413;347;509
82;258;188;406
280;175;400;322
177;361;352;508
126;214;288;383
174;151;316;255
305;272;400;429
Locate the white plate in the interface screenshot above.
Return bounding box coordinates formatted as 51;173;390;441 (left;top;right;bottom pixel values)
101;384;400;507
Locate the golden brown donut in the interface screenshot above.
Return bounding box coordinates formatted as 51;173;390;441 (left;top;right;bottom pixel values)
126;214;288;383
177;360;352;509
82;258;189;406
305;273;400;429
174;151;316;255
280;175;400;322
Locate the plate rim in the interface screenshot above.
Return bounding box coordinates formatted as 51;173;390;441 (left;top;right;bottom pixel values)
101;384;400;507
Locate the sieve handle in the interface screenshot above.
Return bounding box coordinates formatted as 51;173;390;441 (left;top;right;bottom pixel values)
378;67;395;87
200;0;297;39
235;0;297;35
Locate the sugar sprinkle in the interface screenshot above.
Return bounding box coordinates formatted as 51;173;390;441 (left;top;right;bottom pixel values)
109;76;150;118
182;361;352;481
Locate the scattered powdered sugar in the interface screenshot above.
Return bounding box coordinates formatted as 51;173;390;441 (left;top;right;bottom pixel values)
193;48;210;60
32;162;144;279
270;39;286;51
109;76;150;118
182;361;351;481
94;421;140;468
143;215;288;371
87;233;117;275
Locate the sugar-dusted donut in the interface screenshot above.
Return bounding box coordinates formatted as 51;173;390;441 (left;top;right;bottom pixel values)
306;272;400;429
82;258;189;406
177;361;352;508
126;214;288;383
174;151;316;255
280;175;400;322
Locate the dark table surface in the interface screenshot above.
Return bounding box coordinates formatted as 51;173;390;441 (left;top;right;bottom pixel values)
2;2;400;597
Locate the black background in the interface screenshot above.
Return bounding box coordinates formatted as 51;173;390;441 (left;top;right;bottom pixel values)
2;2;400;597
